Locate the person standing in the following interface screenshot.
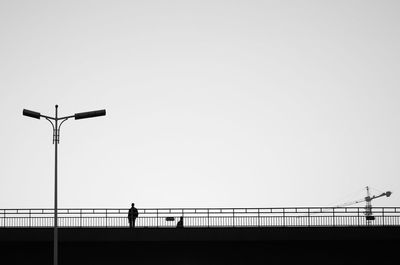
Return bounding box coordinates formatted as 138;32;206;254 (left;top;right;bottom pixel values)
176;216;184;228
128;203;139;228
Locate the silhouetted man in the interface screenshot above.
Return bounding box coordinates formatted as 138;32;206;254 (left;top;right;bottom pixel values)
177;216;183;228
128;203;139;228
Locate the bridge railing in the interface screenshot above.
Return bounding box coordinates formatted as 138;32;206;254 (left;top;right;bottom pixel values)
0;207;399;228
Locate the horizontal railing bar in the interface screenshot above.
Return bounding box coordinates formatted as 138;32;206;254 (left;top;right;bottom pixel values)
2;207;400;213
2;207;400;211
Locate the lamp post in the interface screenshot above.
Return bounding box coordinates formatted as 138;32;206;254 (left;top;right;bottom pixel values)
23;105;106;265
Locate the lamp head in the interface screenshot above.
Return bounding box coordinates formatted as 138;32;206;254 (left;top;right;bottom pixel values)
23;109;41;119
75;109;106;120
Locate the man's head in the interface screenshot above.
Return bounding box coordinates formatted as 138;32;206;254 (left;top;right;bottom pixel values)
131;203;135;207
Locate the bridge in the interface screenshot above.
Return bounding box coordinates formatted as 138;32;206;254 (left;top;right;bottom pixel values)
1;207;400;265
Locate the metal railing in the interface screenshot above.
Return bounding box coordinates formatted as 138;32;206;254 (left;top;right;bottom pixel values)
1;207;399;228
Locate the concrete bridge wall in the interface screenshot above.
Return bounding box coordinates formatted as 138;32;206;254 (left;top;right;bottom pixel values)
1;227;399;264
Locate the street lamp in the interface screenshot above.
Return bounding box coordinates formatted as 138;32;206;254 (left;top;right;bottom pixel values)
23;105;106;265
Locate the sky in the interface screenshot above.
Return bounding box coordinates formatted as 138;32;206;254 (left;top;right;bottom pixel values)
0;0;399;209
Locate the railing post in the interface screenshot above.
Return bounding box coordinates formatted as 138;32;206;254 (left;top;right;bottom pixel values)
382;208;385;226
207;209;210;228
257;209;260;227
80;209;82;228
233;209;235;227
307;208;310;227
283;208;286;227
332;207;335;227
157;209;159;228
106;209;108;228
118;209;121;227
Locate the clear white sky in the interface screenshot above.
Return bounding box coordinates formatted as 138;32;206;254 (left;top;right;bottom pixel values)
0;0;399;209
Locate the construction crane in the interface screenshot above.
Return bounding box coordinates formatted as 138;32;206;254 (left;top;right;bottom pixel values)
336;186;392;221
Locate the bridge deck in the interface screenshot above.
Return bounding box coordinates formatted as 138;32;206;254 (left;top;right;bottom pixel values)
1;226;400;242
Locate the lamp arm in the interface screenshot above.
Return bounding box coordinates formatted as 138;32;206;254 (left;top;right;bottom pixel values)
58;115;75;120
44;117;56;144
57;118;70;143
41;114;55;120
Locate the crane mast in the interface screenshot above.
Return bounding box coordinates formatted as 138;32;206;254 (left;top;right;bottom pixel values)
365;186;374;221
